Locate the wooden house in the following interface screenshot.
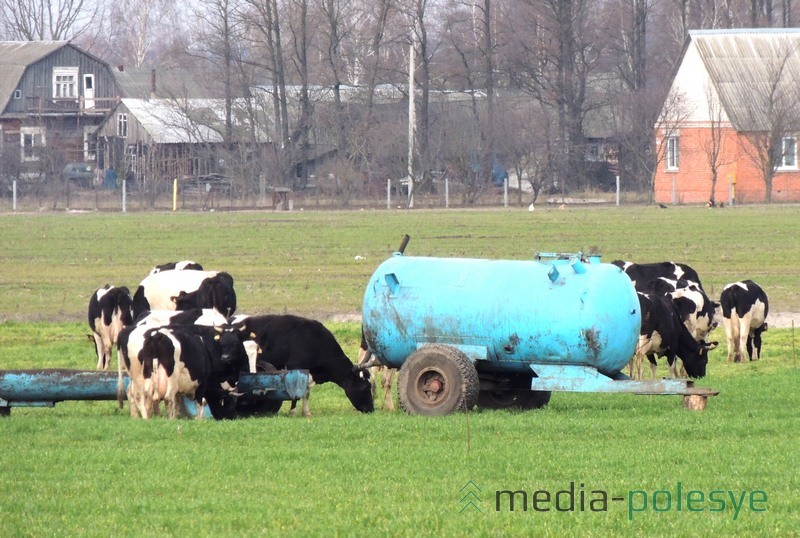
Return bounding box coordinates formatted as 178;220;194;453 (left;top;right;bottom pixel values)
654;29;800;204
0;41;119;183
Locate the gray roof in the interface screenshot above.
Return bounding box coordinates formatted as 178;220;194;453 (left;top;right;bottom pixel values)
0;41;68;114
114;67;213;99
691;29;800;131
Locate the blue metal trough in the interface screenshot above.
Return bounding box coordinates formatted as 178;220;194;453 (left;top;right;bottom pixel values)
0;368;310;417
361;250;718;414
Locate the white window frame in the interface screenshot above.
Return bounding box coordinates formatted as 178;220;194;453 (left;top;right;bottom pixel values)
665;136;679;170
117;113;128;138
20;126;46;161
776;135;798;170
53;67;79;99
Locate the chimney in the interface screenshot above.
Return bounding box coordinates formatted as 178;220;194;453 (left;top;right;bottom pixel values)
150;69;157;99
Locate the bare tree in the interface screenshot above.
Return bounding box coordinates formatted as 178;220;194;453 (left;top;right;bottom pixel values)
701;82;735;204
0;0;99;40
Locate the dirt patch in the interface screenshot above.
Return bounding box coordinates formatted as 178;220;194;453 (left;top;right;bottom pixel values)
765;312;800;329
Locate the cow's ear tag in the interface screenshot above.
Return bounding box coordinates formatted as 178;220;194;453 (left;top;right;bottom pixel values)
250;332;256;338
257;347;262;354
214;335;221;341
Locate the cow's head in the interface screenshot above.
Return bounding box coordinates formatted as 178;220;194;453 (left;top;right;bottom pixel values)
681;340;716;378
213;326;248;368
345;365;374;413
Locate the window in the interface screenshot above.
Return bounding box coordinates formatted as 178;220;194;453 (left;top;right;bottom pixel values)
666;136;679;170
776;136;797;170
53;67;79;98
117;113;128;137
21;126;46;161
14;89;21;99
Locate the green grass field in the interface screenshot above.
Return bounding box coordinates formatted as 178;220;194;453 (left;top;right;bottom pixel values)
1;206;799;536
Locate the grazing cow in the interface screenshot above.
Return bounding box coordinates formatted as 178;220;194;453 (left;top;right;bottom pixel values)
149;260;204;275
630;292;710;380
357;329;396;411
232;314;374;415
637;277;719;376
88;285;134;370
720;280;769;362
118;324;248;419
131;270;237;319
613;260;704;291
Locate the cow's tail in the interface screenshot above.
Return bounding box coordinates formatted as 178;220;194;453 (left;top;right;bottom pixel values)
116;345;125;409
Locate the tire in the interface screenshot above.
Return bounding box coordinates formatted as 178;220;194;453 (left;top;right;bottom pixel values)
397;344;479;416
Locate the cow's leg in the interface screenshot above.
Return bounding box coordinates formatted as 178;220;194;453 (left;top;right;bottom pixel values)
723;316;736;362
380;367;396;411
92;333;105;370
648;355;658;379
736;316;750;363
288;399;299;416
127;384;140;418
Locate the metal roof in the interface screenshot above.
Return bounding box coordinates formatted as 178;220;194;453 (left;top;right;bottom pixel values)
121;98;268;144
690;29;800;131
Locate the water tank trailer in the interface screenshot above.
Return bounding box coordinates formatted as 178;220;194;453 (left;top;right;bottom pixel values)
361;244;718;415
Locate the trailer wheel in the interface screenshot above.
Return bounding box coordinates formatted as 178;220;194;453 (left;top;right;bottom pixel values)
398;344;479;416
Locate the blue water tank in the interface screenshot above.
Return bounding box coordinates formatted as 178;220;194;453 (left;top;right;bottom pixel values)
362;254;640;377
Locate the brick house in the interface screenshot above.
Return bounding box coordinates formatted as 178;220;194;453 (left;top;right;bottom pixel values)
654;29;800;204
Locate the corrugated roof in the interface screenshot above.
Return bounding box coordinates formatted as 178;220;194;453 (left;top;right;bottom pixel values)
691;29;800;131
122;98;268;144
0;40;67;66
0;41;68;114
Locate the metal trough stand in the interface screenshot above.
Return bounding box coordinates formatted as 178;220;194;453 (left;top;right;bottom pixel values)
0;368;310;417
529;364;719;411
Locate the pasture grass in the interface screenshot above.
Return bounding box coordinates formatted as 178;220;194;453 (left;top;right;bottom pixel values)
1;322;799;536
0;204;799;323
1;206;799;536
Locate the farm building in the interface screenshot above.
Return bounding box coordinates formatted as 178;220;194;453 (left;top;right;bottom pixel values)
0;41;119;185
654;29;800;205
96;94;269;192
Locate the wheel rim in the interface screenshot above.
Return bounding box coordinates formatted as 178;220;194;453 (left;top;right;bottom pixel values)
414;367;450;407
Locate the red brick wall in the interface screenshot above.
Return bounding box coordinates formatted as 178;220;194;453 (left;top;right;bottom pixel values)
653;127;800;204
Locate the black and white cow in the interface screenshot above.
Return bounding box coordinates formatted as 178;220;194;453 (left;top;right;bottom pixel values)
630;292;710;380
135;308;229;328
118;324;248;419
720;280;769;362
613;260;704;292
232;314;374;415
88;285;134;370
131;270;237;319
149;260;204;275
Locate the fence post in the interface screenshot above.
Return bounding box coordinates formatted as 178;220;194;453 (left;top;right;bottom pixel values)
122;179;127;213
503;177;508;208
12;180;16;211
387;178;391;209
172;178;178;211
445;176;449;208
616;175;620;206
